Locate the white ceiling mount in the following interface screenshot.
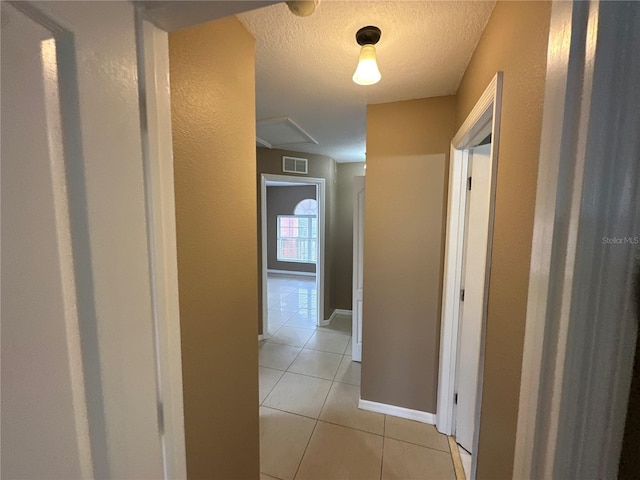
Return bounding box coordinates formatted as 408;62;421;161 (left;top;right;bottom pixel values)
256;116;318;148
286;0;320;18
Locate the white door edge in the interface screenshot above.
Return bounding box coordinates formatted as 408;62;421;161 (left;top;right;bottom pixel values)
137;16;187;480
454;143;492;453
352;176;365;362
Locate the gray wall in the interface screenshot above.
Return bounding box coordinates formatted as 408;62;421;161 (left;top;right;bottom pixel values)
333;163;366;310
362;96;457;414
266;185;317;274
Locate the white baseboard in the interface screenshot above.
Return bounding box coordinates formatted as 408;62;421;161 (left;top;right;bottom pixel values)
320;308;353;327
358;398;436;425
267;269;316;277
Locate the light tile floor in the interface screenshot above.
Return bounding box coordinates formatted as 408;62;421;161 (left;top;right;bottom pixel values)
260;274;457;480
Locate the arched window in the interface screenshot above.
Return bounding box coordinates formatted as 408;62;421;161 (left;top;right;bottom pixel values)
294;199;317;216
277;198;318;264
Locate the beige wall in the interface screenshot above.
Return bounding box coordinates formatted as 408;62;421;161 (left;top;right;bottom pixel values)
333;162;366;310
257;148;337;328
169;17;259;479
362;96;456;413
455;1;551;478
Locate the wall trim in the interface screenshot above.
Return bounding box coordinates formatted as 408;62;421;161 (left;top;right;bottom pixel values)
321;308;337;327
322;308;352;327
358;399;436;425
267;269;316;277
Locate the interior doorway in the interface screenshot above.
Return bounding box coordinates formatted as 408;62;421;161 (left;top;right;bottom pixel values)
437;73;503;479
260;174;326;337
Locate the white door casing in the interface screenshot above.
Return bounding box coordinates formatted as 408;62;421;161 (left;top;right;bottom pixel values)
137;15;187;479
455;144;493;453
260;174;326;335
352;176;366;362
2;1;165;477
437;73;502;480
1;4;92;477
514;1;640;478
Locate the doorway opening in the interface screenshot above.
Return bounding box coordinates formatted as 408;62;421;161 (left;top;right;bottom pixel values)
260;174;326;337
437;73;503;479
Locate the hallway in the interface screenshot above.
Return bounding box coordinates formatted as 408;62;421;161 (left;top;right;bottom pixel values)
259;275;456;479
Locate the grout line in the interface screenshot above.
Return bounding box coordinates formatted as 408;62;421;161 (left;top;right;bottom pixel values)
293;368;343;478
291;395;327;479
259;368;285;407
260;405;323;422
314;418;385;438
380;420;386;480
333;379;360;387
383;434;453;454
259;471;285;480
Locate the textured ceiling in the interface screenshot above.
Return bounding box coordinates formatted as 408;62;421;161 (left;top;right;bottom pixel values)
137;1;280;31
238;1;495;163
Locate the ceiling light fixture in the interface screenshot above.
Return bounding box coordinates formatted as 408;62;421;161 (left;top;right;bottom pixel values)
352;26;382;86
286;1;320;17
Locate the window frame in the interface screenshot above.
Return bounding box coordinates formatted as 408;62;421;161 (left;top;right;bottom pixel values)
276;214;318;264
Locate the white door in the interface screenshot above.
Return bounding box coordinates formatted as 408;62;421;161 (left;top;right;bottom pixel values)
352;176;365;362
455;143;492;453
1;2;164;478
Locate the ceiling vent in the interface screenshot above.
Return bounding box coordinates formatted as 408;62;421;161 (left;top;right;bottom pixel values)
282;156;308;175
256;116;318;149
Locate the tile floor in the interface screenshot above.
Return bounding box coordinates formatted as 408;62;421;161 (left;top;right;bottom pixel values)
260;274;457;480
265;274;320;335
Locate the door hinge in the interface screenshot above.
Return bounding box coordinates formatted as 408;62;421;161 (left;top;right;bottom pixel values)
460;289;465;302
468;176;472;191
157;400;165;436
454;393;458;405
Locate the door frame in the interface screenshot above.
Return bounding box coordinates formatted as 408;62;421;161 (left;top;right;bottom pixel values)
351;175;365;362
137;15;187;479
436;73;503;471
260;173;326;336
513;1;640;477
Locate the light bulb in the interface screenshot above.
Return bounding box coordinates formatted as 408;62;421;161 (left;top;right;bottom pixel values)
352;45;381;86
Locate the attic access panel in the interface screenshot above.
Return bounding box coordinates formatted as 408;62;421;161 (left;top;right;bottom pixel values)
256;116;318;148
